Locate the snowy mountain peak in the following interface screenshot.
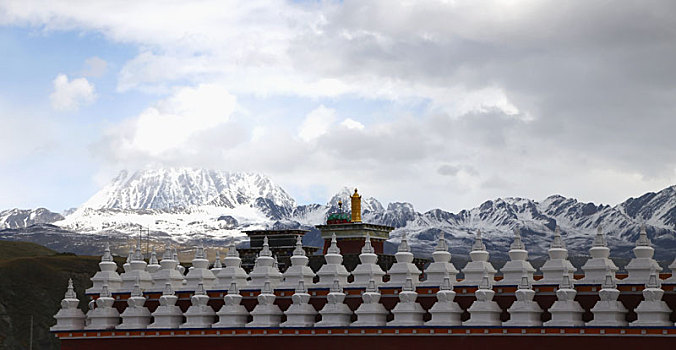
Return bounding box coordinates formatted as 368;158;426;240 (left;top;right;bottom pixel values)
80;168;295;210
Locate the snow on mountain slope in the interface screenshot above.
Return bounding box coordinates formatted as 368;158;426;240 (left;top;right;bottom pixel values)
0;208;64;229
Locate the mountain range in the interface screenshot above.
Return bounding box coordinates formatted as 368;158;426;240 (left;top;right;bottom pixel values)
1;167;675;262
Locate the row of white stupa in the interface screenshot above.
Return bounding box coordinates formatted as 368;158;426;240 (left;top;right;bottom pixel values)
85;225;676;297
52;265;673;331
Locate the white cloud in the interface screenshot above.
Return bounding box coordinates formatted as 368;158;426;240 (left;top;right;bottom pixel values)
298;105;336;142
49;74;96;111
82;56;107;77
341;118;365;130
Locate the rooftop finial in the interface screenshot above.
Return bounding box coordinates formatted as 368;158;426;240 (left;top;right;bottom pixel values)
327;233;340;254
351;188;362;223
260;236;272;257
102;242;113;262
510;227;525;250
65;278;77;299
636;224;651;247
551;226;565;249
293;235;305;256
593;226;607;247
472;230;486;251
163;283;174;296
398;234;410;253
361;233;374;254
435;233;448;251
330;279;342;293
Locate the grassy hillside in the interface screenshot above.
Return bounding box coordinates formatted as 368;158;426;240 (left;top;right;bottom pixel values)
0;239;116;350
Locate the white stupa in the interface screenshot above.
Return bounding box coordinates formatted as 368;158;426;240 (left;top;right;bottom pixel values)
622;225;661;285
536;227;576;286
184;245;217;291
248;237;284;290
148;283;184;329
425;276;463;326
630;271;672;327
281;281;318;327
463;276;502;326
577;227;619;285
51;279;86;331
665;258;676;284
214;282;250;328
350;233;386;288
457;230;497;286
496;228;536;286
587;273;628;327
151;246;185;292
544;275;585;327
351;279;389;327
210;251;223;276
388;276;425;326
315;234;350;288
216;245;249;290
279;236;315;289
247;281;283;327
146;247;161;274
420;234;458;287
117;279;151;329
122;247;133;274
87;242;122;294
181;283;216;328
85;284;120;330
121;243;153;292
315;280;353;327
385;235;421;288
503;276;542;326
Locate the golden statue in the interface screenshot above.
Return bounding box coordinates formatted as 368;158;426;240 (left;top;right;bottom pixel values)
351;188;362;223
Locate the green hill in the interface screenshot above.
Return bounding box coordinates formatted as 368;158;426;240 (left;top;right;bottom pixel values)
0;240;115;350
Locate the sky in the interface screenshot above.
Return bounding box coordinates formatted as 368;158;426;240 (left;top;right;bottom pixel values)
1;1;676;213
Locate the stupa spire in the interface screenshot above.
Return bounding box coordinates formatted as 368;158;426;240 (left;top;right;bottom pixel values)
593;226;607;247
293;235;305;256
102;242;113;262
51;278;86;331
472;230;486;251
362;233;374;254
327;233;340;254
510;227;525;250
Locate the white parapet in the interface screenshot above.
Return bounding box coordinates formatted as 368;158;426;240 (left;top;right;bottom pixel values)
315;234;350;288
248;237;284;290
279;236;316;290
184;245;217;291
87;242;122;294
117;279;151;329
544;275;585;327
631;272;672;327
577;227;619;285
457;230;497;286
281;281;318;327
496;228;536;286
148;283;184;329
463;276;502;326
503;276;542;326
622;225;661;285
316;280;353;327
216;245;249;291
247;281;283;327
85;284;120;330
181;283;216;329
51;278;86;331
536;227;576;286
384;235;421;288
388;277;425;326
587;274;628;327
350;233;386;288
214;282;250;328
419;234;458;287
351;279;389;327
425;276;463;326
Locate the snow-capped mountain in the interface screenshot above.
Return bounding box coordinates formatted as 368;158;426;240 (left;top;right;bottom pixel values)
19;167;675;260
0;208;64;229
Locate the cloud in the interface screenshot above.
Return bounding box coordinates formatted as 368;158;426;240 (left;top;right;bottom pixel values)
298;105;336;142
49;74;96;111
340;118;365;130
82;56;107;77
